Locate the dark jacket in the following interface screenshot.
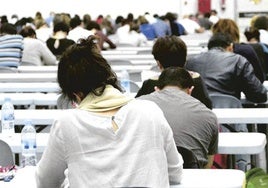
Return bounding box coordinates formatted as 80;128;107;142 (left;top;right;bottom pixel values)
234;43;265;83
185;48;267;103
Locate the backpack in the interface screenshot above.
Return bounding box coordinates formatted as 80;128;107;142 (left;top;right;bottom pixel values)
246;167;268;188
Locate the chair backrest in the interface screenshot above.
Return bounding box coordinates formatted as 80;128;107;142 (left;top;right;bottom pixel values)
177;146;200;169
209;93;243;108
0;140;14;167
209;93;247;132
129;80;140;93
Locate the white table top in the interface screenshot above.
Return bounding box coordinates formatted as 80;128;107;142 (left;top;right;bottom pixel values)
0;73;57;82
1;108;268;125
18;66;57;73
218;132;266;154
103;54;154;61
170;169;245;188
0;93;59;106
0;167;245;188
212;108;268;124
0;133;49;153
1;132;265;156
0;82;60;93
18;65;154;73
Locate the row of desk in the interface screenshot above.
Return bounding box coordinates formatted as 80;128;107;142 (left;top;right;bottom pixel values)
0;132;265;155
0;108;267;125
0;93;59;106
0;166;245;188
17;65;154;73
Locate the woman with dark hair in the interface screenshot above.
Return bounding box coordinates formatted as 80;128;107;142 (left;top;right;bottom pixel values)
46;22;75;59
36;35;183;188
86;21;116;50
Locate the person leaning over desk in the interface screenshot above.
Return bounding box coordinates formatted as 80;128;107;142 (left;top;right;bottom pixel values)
138;67;219;169
135;35;212;109
35;35;183;188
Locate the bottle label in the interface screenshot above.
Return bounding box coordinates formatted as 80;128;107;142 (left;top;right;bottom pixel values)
3;112;14;121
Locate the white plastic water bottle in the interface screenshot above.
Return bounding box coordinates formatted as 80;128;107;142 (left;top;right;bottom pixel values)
120;69;131;94
21;120;37;167
1;97;15;136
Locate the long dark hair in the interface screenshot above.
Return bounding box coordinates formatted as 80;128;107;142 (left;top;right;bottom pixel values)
57;35;122;101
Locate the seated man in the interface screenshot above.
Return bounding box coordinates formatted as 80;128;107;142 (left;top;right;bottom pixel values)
0;23;23;68
138;67;219;168
135;35;212;109
186;33;267;103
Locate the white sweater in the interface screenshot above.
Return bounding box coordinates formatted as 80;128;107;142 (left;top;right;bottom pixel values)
36;99;183;188
21;38;57;66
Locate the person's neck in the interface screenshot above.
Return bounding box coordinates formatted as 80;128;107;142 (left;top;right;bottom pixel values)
53;31;67;39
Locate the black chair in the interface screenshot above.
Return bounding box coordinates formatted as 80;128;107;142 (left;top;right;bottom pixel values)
177;146;200;169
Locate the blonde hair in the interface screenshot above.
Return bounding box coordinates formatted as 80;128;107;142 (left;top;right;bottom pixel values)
211;18;240;42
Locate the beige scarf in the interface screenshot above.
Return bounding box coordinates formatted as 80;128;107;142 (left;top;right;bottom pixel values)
78;85;133;112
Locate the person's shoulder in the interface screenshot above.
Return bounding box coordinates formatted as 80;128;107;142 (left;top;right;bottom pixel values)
127;98;162;114
0;34;23;41
143;78;158;85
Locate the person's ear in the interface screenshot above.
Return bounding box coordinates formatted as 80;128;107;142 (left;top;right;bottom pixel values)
226;43;233;52
154;86;160;91
187;86;194;95
156;60;164;71
73;92;84;104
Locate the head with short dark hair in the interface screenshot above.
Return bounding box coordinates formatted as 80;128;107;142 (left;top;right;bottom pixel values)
254;15;268;30
207;33;233;50
19;26;36;37
244;28;260;42
0;23;17;34
152;36;187;69
86;21;101;31
70;15;82;29
53;22;70;33
158;67;194;90
57;35;122;102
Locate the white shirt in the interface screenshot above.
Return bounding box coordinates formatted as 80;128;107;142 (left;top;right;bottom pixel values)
179;18;202;34
21;38;57;66
67;26;94;43
259;29;268;45
116;24;148;46
35;27;53;43
36;99;183;188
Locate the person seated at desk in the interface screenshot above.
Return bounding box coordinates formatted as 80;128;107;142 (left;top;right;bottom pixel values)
19;26;57;66
135;35;212;109
36;35;183;188
186;33;267;104
211;18;265;83
0;23;23;68
46;22;75;60
138;67;219;168
85;20;116;50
